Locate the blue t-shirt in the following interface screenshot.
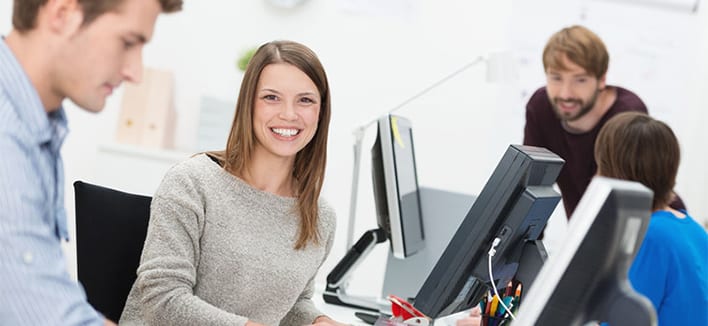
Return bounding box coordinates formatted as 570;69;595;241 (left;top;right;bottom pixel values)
629;210;708;325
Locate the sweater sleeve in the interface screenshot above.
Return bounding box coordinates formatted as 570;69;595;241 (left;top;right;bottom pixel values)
280;206;337;326
279;274;320;326
132;167;249;326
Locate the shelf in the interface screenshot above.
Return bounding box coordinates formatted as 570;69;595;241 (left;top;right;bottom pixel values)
97;143;194;164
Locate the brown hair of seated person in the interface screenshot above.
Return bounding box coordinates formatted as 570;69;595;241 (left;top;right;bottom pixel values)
594;111;680;210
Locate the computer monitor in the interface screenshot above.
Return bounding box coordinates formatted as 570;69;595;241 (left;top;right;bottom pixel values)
514;176;656;326
322;114;424;311
413;144;565;319
371;114;425;259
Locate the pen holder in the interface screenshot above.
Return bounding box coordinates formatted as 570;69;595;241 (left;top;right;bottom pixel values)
482;314;509;326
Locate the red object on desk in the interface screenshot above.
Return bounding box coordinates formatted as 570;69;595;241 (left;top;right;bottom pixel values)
387;295;427;320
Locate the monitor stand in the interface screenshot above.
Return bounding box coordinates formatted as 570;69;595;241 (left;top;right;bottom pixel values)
323;187;475;313
382;187;475;302
589;277;656;325
512;239;548;291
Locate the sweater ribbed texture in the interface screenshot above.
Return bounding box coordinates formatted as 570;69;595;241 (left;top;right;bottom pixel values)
119;154;336;326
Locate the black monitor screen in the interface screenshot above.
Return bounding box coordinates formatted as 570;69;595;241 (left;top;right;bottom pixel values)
372;114;424;259
413;145;564;318
514;176;656;326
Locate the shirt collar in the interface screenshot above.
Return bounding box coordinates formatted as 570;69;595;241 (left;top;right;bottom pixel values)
0;37;67;147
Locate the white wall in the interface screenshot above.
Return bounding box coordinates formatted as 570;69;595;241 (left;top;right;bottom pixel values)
1;0;706;302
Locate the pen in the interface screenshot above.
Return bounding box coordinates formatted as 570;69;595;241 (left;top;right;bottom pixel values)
485;293;492;315
498;296;513;316
489;295;499;317
512;283;522;313
504;281;513;297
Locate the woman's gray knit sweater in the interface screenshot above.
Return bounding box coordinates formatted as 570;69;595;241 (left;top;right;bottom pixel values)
119;154;336;326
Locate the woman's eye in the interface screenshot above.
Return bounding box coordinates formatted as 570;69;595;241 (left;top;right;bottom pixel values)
122;40;136;50
300;97;315;104
263;94;278;101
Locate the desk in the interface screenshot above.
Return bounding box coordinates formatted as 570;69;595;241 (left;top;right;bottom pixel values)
317;188;477;326
314;289;471;326
313;292;368;325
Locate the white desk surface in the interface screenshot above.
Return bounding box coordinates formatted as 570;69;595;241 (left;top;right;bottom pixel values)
312;290;370;325
313;289;469;326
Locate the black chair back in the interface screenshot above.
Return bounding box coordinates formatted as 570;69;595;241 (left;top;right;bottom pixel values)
73;181;151;323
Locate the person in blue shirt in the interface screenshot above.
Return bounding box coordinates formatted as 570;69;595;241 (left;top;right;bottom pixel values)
0;0;182;325
594;112;708;325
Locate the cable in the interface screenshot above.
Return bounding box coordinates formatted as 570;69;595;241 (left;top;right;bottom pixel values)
345;56;486;248
356;56;487;131
487;237;517;320
387;56;486;116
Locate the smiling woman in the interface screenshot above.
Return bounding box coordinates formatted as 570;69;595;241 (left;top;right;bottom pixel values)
118;40;348;326
214;40;332;250
252;63;321;171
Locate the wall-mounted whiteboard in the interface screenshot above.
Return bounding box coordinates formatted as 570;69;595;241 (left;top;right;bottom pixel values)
589;0;700;13
509;0;702;122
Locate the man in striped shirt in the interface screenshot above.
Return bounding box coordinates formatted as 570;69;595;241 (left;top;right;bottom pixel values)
0;0;182;325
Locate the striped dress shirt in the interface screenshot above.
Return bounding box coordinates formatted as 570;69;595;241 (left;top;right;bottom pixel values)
0;38;103;325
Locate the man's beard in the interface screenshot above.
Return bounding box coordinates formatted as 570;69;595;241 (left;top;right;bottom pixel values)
552;88;600;122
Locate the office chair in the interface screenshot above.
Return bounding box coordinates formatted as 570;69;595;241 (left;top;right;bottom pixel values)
73;181;152;323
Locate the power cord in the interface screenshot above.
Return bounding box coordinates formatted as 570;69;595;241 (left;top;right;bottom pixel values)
487;237;517;320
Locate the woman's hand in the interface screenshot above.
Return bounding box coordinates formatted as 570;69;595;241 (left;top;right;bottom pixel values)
455;306;482;326
311;315;350;326
245;320;267;326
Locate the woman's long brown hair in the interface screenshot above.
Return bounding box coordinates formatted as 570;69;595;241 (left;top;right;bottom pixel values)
208;40;331;249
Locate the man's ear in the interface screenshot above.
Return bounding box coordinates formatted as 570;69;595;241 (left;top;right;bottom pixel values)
598;73;607;90
43;0;83;36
